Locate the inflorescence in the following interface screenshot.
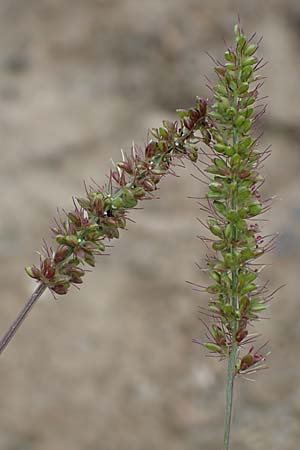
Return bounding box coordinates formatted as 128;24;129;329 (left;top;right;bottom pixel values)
192;24;276;376
26;99;209;295
26;24;275;377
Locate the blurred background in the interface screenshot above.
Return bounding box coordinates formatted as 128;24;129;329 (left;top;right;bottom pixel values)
0;0;299;449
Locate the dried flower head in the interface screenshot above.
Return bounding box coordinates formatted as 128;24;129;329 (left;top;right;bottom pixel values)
26;98;210;297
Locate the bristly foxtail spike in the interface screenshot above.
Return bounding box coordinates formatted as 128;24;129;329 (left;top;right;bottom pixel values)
27;94;210;296
193;24;275;379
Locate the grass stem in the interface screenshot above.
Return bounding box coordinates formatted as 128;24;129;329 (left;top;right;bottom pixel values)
0;283;46;355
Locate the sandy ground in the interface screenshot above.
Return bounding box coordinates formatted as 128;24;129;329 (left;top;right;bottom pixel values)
0;1;300;449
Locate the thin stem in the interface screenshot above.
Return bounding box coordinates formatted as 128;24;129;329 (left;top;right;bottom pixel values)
223;266;238;450
223;342;238;450
0;283;46;355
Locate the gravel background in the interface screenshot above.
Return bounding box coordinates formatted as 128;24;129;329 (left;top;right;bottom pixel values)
0;1;299;449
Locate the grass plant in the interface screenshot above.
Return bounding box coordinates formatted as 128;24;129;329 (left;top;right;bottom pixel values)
0;23;276;450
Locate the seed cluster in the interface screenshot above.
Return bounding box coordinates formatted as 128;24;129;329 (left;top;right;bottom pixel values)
26;99;209;295
194;25;274;376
